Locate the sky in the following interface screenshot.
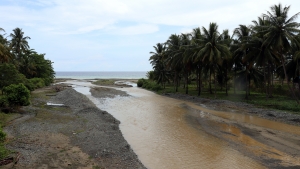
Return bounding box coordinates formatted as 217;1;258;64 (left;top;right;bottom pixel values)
1;0;300;71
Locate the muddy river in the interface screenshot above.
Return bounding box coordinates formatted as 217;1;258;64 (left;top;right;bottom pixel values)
68;80;300;169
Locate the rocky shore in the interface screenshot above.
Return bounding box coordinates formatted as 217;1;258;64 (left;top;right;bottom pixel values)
3;87;146;168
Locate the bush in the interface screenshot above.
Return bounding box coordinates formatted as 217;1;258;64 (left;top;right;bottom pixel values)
3;83;30;108
137;78;146;87
0;128;6;143
0;96;8;108
29;78;45;89
0;63;27;89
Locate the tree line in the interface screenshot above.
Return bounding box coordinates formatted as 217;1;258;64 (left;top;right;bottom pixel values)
148;3;300;103
0;27;55;110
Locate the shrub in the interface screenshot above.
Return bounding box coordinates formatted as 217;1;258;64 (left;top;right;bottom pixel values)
0;96;8;108
0;128;6;143
3;83;30;108
141;79;162;91
29;78;45;89
137;78;146;87
0;63;27;89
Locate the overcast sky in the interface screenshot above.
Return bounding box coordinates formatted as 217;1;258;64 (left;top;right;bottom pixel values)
1;0;300;71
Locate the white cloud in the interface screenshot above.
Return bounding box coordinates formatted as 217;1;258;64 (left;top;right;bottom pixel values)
107;24;159;35
1;0;300;71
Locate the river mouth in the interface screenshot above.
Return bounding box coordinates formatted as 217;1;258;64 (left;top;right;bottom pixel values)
66;80;300;169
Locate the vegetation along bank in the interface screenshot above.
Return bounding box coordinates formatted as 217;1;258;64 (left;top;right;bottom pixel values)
139;3;300;113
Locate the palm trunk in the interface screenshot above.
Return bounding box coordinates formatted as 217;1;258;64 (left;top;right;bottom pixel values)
298;61;300;94
248;74;251;96
198;64;202;96
185;71;188;94
234;65;236;94
281;56;299;104
264;64;268;98
245;68;248;99
225;68;228;96
214;67;217;99
209;70;212;94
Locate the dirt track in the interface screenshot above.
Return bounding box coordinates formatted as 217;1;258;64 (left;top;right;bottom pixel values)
167;93;300;169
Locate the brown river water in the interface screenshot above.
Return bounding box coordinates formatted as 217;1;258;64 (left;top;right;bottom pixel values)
68;80;300;169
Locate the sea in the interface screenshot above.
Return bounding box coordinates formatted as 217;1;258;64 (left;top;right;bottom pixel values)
55;71;147;79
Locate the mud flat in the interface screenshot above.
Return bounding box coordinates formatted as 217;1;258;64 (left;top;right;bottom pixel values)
3;86;145;169
165;93;300;169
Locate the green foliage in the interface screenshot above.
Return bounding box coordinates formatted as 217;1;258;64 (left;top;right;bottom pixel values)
30;52;55;86
30;78;45;88
3;83;30;108
0;63;27;89
0;96;8;108
139;79;162;91
146;71;155;80
92;79;115;86
0;126;9;160
0;128;6;143
23;78;46;91
137;78;146;87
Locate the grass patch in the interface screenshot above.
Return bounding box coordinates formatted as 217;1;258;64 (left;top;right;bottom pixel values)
92;79;116;86
141;80;300;113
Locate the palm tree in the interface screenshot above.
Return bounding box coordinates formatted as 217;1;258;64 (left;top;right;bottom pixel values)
149;43;168;88
198;23;231;98
219;29;232;96
233;24;252;99
190;27;204;96
261;4;300;103
250;16;279;98
0;28;12;63
180;33;193;94
9;27;31;63
165;34;182;92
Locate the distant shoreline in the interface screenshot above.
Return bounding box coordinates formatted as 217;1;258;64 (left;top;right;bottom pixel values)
54;71;147;80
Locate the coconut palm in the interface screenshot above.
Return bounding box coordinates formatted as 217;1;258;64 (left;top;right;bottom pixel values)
179;33;193;94
261;4;300;103
233;24;252;99
198;23;231;98
149;43;168;88
0;28;12;63
165;34;182;92
9;27;31;63
190;27;204;96
250;16;279;97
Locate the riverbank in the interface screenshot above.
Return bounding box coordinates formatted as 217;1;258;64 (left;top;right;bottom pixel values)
3;85;145;168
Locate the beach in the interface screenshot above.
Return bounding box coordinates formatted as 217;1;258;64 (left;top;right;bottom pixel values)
2;79;300;168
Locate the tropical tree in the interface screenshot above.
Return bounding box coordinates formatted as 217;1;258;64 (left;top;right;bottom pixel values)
149;43;168;88
260;4;300;103
233;24;252;98
198;23;231;98
0;28;11;63
249;16;279;97
190;27;204;96
9;27;31;64
165;34;182;92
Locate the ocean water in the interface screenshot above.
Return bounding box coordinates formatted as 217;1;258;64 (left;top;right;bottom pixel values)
55;71;147;79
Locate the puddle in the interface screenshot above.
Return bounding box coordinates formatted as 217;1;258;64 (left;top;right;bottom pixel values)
46;103;65;106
